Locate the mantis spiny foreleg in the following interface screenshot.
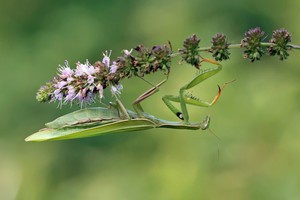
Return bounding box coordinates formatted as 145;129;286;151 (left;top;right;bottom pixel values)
163;59;223;124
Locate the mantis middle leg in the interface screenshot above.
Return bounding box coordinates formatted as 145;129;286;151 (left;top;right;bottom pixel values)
132;77;168;116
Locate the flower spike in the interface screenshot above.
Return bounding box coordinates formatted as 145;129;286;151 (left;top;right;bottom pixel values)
36;27;299;108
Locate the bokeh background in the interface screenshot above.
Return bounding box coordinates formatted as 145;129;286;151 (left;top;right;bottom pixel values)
1;0;300;199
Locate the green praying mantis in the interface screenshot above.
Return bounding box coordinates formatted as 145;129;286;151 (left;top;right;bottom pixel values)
25;58;229;142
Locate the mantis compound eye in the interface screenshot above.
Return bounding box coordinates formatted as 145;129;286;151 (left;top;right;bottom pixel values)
176;112;184;120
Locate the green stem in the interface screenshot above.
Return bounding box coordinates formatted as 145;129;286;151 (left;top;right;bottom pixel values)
170;42;300;57
287;44;300;49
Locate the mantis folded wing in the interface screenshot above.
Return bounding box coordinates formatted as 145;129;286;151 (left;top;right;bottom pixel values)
26;118;157;142
25;104;206;142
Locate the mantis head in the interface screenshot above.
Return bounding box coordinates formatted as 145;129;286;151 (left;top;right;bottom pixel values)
200;115;211;130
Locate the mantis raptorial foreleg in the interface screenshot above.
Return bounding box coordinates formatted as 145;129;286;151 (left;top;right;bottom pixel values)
163;59;223;124
131;58;225;125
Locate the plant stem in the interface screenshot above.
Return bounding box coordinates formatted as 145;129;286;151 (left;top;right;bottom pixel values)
287;44;300;49
170;42;300;58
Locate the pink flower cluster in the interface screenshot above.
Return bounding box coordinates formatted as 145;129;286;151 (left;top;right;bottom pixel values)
38;51;123;106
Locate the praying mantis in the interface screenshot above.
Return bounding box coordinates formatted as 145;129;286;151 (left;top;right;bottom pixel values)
25;59;228;142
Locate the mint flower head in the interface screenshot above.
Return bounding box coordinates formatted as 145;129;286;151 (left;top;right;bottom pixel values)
179;34;201;68
36;41;174;107
268;28;292;60
241;27;266;62
211;33;230;61
36;51;123;107
115;44;172;77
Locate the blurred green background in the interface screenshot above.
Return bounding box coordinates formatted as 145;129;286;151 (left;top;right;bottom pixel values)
1;0;300;199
